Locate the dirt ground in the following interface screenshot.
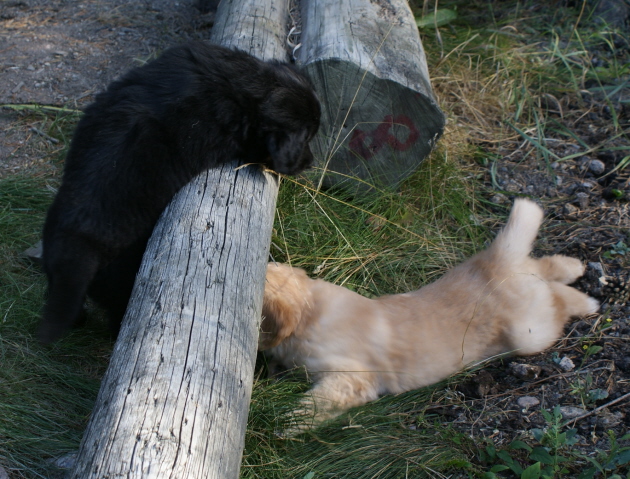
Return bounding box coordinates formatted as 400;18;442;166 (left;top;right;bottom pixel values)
1;0;629;475
1;0;213;177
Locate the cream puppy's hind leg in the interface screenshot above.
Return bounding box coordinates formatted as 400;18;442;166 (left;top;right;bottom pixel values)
550;282;600;319
536;255;586;284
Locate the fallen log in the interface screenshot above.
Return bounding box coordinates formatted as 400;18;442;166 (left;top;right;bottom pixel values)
69;0;289;477
298;0;445;192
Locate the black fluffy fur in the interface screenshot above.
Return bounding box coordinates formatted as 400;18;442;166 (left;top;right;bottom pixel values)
39;41;320;343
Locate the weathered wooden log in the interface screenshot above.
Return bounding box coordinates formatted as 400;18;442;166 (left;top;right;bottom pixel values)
69;1;288;477
298;0;445;192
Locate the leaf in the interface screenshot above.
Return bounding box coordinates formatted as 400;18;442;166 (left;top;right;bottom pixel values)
490;464;511;472
577;467;598;479
564;428;579;446
552;404;563;420
303;473;315;479
585;345;603;356
607;448;630;467
529;447;555;465
611;189;625;199
531;428;545;442
587;388;609;402
521;462;541;479
583;456;605;473
416;9;457;28
497;450;516;464
510;440;533;452
485;444;497;460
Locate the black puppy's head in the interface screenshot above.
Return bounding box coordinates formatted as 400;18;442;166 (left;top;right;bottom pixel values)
259;65;321;176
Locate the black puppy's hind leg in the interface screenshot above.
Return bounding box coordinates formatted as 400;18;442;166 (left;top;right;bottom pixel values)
39;238;100;343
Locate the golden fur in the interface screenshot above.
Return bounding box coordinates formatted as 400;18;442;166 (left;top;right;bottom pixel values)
260;199;599;430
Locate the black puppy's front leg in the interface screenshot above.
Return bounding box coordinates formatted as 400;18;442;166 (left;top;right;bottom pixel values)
39;237;100;343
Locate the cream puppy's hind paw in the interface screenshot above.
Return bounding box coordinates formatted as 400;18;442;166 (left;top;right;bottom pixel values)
537;255;586;284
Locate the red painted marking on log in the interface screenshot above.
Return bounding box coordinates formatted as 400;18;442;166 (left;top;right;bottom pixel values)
349;128;372;159
349;115;420;160
386;115;420;151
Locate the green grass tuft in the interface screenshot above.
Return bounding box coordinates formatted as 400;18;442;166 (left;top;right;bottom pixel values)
0;175;109;479
242;375;478;479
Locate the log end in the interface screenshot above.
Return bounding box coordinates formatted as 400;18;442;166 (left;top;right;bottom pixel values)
304;59;445;194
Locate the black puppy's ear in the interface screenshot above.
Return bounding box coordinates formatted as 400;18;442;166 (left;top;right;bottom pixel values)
266;130;314;176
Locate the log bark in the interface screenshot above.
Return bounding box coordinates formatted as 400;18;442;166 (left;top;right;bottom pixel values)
298;0;445;192
69;1;288;477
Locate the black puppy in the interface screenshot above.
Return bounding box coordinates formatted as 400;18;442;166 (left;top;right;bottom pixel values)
39;41;320;343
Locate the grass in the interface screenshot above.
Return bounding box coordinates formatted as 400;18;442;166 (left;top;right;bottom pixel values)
0;176;110;478
1;0;629;477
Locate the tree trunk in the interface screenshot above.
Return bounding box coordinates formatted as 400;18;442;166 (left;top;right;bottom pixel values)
69;0;288;477
298;0;445;192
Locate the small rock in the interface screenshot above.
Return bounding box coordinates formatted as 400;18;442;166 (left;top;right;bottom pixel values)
22;240;43;264
562;182;579;196
581;181;595;189
562;203;578;218
596;410;622;428
473;370;497;397
517;396;540;409
575;192;589;209
559;406;586;419
572;320;591;334
491;193;508;204
615;356;630;372
504;181;520;193
0;465;9;479
588;159;606;175
510;363;541;380
594;0;630;28
558;356;575;371
587;262;605;277
51;452;77;469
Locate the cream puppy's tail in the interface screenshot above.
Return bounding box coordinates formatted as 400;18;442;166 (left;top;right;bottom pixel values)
490;199;544;260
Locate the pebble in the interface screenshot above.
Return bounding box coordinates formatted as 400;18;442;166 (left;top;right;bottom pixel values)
517;396;540;409
510;363;541;380
558;356;575;371
491;193;508;204
559;406;586;419
575;192;589;209
0;465;8;479
588;159;606;175
563;203;578;217
504;181;520;193
596;411;622;428
49;452;77;469
587;262;605;277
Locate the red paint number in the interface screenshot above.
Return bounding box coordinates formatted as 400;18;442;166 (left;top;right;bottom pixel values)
349;115;420;160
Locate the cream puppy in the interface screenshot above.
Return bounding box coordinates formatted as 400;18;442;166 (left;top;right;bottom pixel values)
259;199;599;429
